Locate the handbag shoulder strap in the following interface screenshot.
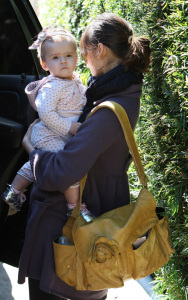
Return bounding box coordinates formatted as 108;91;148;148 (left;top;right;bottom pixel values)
71;100;148;219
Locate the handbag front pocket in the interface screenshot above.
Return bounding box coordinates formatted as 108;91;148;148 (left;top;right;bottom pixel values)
53;238;77;287
81;236;125;290
132;216;173;280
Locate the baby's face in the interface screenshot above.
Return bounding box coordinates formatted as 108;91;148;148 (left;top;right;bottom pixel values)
41;38;78;79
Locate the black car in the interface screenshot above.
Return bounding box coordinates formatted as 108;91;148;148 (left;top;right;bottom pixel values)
0;0;44;267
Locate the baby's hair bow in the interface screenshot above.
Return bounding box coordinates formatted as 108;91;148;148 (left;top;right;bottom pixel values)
29;27;51;50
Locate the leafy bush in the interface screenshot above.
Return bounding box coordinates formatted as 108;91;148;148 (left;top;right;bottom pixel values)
141;1;188;298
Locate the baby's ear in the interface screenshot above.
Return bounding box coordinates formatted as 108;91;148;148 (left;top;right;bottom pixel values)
40;60;48;71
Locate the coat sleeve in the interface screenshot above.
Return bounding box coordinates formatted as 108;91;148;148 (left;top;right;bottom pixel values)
30;107;123;193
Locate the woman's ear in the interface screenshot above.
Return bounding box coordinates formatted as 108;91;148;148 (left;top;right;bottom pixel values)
40;60;49;71
97;43;107;59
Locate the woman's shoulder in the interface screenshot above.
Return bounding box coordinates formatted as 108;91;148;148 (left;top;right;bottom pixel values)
92;84;142;130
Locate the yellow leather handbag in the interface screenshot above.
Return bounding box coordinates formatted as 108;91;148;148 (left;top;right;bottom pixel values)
53;101;174;291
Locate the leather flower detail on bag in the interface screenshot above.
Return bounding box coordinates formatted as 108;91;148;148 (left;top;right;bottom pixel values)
90;236;119;263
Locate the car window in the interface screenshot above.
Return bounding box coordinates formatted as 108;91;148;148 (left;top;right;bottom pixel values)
0;0;35;75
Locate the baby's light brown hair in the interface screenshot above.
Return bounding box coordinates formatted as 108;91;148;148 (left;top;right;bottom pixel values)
29;26;77;61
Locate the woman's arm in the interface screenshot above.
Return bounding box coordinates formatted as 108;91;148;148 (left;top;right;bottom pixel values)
22;119;40;153
29;108;123;193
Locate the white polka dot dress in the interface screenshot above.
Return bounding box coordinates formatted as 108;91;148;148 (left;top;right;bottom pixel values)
18;73;86;181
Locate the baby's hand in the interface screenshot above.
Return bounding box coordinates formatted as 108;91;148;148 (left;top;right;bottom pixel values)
69;122;81;135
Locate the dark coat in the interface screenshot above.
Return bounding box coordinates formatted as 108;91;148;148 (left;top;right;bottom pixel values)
18;84;142;300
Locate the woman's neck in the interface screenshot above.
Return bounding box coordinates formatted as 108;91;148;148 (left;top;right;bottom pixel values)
102;63;117;75
101;48;123;75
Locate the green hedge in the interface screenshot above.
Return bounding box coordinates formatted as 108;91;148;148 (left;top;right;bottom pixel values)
39;1;188;299
141;1;188;299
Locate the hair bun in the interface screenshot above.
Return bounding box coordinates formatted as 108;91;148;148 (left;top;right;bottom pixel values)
126;36;151;72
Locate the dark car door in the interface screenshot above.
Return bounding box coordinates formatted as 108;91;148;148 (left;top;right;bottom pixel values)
0;0;45;267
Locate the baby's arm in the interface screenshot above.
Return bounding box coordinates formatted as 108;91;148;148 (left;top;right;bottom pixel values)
36;84;75;137
25;77;48;111
69;122;81;135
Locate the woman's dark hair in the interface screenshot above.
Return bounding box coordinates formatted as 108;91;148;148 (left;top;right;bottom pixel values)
80;13;151;73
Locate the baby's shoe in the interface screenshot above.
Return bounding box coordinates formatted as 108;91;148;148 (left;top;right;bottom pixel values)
67;203;95;222
2;185;26;212
80;203;95;222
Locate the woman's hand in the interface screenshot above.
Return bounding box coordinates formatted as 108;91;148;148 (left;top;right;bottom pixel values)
22;119;40;154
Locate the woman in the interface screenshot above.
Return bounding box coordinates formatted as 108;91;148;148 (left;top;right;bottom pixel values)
19;13;151;300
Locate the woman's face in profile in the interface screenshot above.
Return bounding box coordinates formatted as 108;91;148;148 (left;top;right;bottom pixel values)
83;45;104;77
